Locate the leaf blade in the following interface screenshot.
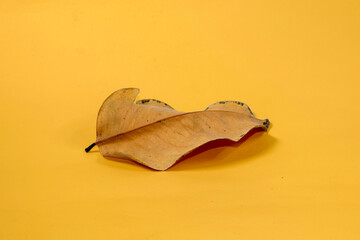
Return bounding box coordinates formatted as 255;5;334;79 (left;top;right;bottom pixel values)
94;89;270;170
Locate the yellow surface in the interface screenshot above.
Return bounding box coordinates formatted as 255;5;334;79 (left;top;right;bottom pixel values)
1;1;360;239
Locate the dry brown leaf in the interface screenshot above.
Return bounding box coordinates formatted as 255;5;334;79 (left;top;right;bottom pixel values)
85;88;270;170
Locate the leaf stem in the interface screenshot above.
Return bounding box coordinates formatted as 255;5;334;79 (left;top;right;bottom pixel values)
85;142;96;152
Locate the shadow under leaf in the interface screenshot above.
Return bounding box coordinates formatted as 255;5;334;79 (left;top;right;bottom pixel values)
169;127;277;171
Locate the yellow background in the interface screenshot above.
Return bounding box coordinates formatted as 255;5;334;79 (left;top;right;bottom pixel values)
1;0;360;239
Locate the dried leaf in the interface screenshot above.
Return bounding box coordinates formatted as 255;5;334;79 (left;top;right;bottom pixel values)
85;88;270;170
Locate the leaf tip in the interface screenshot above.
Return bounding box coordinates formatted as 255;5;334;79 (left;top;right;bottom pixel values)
263;119;270;130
